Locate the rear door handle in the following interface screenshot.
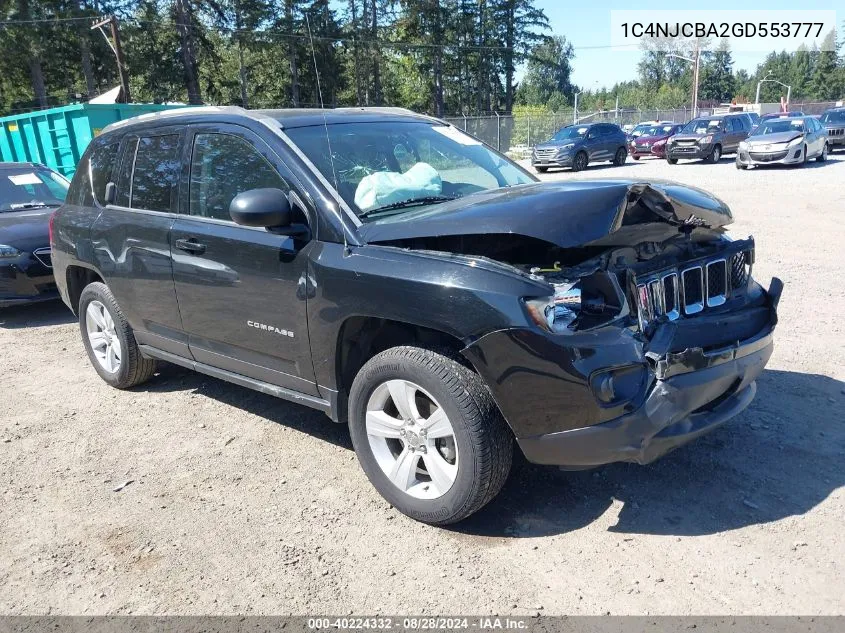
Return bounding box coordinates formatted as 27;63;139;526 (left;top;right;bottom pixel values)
175;238;206;254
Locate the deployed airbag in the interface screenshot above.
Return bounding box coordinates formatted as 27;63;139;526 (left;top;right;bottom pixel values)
354;162;442;212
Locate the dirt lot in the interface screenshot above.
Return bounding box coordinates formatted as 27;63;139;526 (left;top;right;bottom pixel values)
2;152;844;616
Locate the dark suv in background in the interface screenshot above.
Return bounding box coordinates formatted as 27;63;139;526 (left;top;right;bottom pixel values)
820;107;845;151
531;122;628;172
666;113;751;164
51;107;780;525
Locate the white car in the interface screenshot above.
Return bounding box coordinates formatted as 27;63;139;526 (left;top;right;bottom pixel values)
736;116;829;169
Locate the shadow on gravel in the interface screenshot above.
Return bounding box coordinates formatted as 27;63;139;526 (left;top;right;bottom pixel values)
140;363;353;450
0;299;75;329
538;161;643;175
451;368;845;539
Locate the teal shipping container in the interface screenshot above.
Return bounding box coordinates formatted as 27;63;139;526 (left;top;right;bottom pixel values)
0;103;184;178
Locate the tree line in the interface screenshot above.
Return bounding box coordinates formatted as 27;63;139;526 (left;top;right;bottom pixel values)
0;0;843;118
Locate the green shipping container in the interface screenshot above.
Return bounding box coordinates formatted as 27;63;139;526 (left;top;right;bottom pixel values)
0;103;184;178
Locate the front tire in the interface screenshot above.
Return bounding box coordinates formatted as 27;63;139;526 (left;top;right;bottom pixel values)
572;151;588;172
78;282;156;389
708;144;722;163
667;157;678;165
534;166;548;173
348;346;513;525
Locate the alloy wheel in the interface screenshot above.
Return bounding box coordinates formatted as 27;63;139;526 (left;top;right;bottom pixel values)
365;379;459;499
85;300;122;373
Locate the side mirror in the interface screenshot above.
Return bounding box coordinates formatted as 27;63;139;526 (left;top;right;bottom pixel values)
104;182;116;205
229;188;291;228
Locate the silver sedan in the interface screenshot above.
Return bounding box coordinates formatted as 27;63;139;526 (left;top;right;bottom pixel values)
736;116;829;169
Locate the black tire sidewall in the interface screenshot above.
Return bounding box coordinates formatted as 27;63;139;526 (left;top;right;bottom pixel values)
78;283;139;388
348;350;490;524
573;152;587;171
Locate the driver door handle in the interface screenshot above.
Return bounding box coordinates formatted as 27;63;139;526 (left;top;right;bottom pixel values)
175;238;206;254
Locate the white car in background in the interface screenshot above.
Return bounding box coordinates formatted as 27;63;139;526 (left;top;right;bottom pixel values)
736;116;829;169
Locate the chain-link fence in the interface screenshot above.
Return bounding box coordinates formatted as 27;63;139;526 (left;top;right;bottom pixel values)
444;101;842;155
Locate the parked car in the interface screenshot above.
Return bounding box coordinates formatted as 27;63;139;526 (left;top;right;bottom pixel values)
51;107;781;525
760;111;804;123
532;122;628;172
627;120;672;140
628;123;684;159
736;116;828;169
0;162;69;308
737;112;760;131
665;113;751;164
820;107;845;151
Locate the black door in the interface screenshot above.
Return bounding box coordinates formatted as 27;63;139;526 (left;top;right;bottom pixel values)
170;124;318;395
90;129;189;357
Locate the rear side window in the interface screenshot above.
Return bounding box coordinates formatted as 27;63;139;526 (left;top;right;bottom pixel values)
129;135;181;212
68;140;119;207
188;133;289;221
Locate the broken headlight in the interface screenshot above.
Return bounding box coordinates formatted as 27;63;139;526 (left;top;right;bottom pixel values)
524;282;582;333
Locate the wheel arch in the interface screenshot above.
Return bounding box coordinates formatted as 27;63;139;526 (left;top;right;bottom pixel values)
65;265;105;316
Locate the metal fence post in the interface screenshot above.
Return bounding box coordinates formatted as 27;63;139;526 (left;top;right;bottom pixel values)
463;115;467;131
527;114;531;149
494;111;501;150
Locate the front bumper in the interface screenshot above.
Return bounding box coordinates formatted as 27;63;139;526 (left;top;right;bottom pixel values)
666;144;712;160
737;145;805;166
0;257;57;308
630;144;667;158
463;278;782;469
532;153;574;168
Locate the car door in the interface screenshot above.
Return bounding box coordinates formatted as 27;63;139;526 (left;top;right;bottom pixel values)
170;123;319;396
585;126;605;161
90;128;189;357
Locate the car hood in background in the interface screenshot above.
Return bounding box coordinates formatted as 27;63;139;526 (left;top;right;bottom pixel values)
359;180;733;250
746;131;803;146
633;134;670;144
0;208;53;252
534;141;577;150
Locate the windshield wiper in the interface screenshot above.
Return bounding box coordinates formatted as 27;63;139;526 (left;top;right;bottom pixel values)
9;202;61;210
359;195;458;218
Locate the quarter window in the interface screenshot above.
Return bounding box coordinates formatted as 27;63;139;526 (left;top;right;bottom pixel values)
68;140;119;206
128;135;181;212
188;133;289;221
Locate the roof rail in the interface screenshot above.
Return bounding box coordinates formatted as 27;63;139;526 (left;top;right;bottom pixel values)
102;105;247;133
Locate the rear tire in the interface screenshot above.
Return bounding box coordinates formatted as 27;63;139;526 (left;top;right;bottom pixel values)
534;166;548;173
736;159;747;170
632;155;640;160
612;147;627;166
78;282;157;389
348;346;513;525
667;158;678;165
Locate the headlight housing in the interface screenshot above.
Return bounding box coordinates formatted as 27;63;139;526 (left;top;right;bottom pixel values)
700;135;713;144
739;140;748;150
0;244;21;258
653;139;666;147
524;282;581;333
787;136;804;147
558;143;575;152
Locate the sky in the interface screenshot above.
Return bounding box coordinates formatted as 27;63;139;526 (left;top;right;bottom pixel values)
536;0;843;91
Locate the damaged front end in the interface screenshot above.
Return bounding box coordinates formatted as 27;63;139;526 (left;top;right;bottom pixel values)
367;179;783;468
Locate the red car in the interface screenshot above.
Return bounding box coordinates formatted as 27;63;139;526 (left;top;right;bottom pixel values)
629;123;684;159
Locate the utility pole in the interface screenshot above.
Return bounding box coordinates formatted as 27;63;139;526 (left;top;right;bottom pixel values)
92;16;131;103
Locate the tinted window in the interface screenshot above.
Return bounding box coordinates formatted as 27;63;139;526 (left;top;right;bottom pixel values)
114;137;137;208
189;133;289;221
821;110;845;124
129;134;181;212
71;140;119;207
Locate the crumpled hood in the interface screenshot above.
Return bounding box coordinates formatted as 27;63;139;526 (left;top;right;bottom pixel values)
359;179;733;249
0;208;52;252
746;131;803;146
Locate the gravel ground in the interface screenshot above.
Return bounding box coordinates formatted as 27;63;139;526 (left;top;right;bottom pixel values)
1;152;844;616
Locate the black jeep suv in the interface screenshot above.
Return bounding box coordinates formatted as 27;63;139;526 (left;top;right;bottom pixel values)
52;107;781;525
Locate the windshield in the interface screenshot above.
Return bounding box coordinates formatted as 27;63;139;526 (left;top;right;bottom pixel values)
821;110;845;124
284;121;534;220
0;167;68;212
751;119;805;136
550;126;589;141
681;118;723;135
630;124;652;137
641;124;676;137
